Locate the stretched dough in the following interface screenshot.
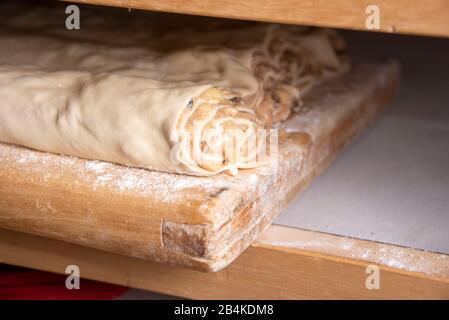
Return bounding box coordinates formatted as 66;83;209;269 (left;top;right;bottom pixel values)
0;9;346;176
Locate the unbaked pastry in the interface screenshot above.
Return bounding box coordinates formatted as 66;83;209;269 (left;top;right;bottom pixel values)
0;8;347;176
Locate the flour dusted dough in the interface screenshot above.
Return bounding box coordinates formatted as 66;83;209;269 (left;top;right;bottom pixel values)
0;7;346;176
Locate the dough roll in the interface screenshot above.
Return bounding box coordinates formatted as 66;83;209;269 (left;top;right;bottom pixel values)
0;7;346;176
0;64;266;175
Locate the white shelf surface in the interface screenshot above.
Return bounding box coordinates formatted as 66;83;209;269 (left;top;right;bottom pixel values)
276;32;449;255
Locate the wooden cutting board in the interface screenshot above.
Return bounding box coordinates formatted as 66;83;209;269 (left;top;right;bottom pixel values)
0;60;399;271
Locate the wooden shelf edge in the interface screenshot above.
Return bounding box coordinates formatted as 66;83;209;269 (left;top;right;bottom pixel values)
1;226;448;299
64;0;449;38
258;225;449;282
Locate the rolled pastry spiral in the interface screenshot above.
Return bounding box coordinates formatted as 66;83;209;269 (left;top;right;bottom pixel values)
251;27;348;127
172;88;267;175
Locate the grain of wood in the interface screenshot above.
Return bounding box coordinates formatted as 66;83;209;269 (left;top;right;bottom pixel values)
0;227;447;299
66;0;449;38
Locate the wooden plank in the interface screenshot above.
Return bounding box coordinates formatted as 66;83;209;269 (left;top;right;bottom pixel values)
0;61;400;271
261;225;449;280
65;0;449;38
0;226;448;299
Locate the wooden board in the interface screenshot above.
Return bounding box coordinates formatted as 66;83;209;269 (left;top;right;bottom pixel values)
0;226;448;299
0;61;399;271
65;0;449;38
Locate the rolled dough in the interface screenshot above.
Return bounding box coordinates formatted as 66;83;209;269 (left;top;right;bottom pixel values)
0;6;346;175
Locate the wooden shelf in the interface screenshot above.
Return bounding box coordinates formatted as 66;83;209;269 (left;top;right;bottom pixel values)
1;226;448;299
65;0;449;38
1;2;448;299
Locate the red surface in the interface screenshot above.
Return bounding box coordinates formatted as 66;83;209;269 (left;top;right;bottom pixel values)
0;264;128;300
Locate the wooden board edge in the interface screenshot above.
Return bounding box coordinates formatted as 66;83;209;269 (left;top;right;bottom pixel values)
0;227;448;299
64;0;449;38
202;59;400;271
257;225;449;282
